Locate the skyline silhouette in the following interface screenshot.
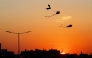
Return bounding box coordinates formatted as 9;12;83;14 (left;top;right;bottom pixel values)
0;43;92;58
0;42;92;55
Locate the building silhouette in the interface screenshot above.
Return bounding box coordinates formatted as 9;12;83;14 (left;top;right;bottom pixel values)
0;43;92;58
0;43;15;58
0;43;1;51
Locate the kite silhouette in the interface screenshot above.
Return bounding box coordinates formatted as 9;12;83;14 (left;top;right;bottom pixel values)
60;24;72;28
67;24;72;27
46;4;51;10
45;11;60;19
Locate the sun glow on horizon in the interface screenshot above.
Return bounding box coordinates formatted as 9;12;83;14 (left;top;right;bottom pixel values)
60;52;65;54
60;48;65;54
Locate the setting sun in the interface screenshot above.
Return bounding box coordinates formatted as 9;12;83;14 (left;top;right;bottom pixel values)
60;48;65;54
60;52;65;54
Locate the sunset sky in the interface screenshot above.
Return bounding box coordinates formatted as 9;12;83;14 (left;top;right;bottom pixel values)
0;0;92;54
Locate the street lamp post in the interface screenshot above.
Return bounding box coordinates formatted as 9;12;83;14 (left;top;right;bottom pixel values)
6;31;31;57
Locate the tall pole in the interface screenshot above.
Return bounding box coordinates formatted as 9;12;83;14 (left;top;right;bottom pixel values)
18;33;20;55
6;31;31;57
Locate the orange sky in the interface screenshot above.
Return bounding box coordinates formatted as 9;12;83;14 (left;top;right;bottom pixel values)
0;0;92;54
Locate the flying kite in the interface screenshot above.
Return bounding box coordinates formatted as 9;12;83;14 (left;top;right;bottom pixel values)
60;24;72;28
45;11;60;19
67;24;72;27
46;4;51;10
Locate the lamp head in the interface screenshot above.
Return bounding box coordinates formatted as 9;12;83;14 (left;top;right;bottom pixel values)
6;31;10;32
6;31;12;33
28;31;32;32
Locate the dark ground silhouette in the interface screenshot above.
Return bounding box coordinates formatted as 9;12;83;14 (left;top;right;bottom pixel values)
0;43;92;58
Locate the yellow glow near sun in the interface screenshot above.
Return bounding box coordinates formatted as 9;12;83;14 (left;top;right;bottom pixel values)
60;52;65;54
60;48;65;54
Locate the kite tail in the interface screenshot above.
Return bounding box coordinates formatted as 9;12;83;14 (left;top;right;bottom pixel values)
45;16;52;19
52;14;56;16
60;24;67;28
